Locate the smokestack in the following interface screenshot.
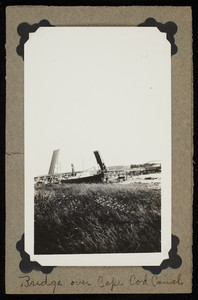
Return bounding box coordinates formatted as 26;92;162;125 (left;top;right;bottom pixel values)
71;163;75;176
94;151;106;171
48;149;60;175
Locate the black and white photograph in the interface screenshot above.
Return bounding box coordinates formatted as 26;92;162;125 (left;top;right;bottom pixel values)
25;27;171;266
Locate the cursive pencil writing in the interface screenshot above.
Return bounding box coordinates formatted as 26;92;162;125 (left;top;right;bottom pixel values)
19;275;62;293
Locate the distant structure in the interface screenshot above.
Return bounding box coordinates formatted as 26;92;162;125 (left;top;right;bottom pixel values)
130;161;161;174
144;163;161;174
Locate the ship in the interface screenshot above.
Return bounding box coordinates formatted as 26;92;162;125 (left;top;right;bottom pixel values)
60;171;104;184
35;150;108;185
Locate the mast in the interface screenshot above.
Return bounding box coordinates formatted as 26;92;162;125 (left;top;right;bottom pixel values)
71;163;75;176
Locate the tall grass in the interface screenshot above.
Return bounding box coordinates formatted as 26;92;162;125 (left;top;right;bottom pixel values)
34;183;161;254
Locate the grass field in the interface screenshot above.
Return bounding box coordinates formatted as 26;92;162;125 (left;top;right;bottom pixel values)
34;182;161;254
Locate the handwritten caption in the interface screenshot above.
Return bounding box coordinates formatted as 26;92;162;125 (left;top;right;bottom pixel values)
19;273;183;293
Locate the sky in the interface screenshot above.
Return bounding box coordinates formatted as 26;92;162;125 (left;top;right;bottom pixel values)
25;27;171;176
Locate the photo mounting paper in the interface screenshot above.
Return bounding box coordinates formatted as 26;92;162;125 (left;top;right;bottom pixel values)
24;27;171;266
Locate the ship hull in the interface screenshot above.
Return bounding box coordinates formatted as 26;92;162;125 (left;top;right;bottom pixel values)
60;172;104;184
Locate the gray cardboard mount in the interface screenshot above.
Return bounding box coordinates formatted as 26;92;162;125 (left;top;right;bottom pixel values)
6;6;193;294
